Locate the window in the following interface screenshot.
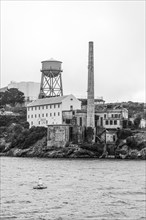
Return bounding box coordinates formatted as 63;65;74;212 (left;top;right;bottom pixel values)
111;114;113;118
46;120;48;124
31;115;33;118
46;105;48;109
70;98;73;101
50;113;52;116
58;112;60;116
54;104;56;108
35;114;37;118
42;106;44;110
104;114;106;119
110;120;113;125
42;114;44;117
28;107;30;111
31;107;33;111
114;120;117;125
28;115;30;118
115;114;117;118
79;117;82;126
39;121;40;125
70;105;73;110
54;112;56;116
58;104;60;108
39;114;40;117
46;113;48;117
50;105;52;109
35;107;37;110
31;121;33;126
106;120;108;125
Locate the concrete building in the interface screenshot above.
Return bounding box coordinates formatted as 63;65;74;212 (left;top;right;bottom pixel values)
62;107;128;130
27;94;81;127
95;108;128;129
0;81;40;101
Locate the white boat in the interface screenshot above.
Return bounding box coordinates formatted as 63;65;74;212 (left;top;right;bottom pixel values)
33;185;47;190
33;177;47;189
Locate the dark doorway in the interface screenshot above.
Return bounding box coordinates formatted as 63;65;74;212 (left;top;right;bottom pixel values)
69;126;73;141
100;117;103;127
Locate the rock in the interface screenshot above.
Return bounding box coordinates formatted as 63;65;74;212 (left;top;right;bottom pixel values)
126;132;146;150
115;144;129;157
99;151;108;159
139;147;146;160
129;149;139;159
117;139;127;148
0;144;5;153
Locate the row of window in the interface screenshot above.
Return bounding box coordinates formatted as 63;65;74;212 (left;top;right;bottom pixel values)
31;121;48;126
30;121;57;126
104;114;121;119
28;112;60;118
28;104;60;111
105;120;118;125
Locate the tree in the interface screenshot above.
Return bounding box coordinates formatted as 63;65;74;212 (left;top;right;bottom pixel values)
0;88;25;106
0;92;6;106
134;115;141;129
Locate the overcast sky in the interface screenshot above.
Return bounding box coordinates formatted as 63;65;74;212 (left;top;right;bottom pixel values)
1;1;145;102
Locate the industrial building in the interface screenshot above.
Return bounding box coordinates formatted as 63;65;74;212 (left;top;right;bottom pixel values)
27;94;81;127
62;107;128;129
26;41;128;147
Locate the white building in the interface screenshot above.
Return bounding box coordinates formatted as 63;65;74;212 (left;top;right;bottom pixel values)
27;94;81;127
139;118;146;128
8;81;40;101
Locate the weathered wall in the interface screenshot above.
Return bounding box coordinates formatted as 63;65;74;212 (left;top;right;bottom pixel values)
47;125;70;148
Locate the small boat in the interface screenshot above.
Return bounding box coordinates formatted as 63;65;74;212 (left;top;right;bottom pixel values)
33;185;47;190
33;177;47;189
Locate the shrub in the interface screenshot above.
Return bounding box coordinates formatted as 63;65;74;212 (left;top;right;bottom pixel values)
10;126;47;149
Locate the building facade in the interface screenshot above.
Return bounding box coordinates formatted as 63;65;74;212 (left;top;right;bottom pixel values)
62;107;128;130
95;108;128;129
27;94;81;127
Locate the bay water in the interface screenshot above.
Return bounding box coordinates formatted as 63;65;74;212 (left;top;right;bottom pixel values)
1;157;146;220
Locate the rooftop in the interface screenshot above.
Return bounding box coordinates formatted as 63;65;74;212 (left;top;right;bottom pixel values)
27;95;68;107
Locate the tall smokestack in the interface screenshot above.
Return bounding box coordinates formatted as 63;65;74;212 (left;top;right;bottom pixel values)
87;41;95;128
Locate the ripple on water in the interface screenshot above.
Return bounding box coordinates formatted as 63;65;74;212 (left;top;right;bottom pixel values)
1;157;145;220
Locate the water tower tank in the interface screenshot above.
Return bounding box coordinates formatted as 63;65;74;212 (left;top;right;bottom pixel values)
41;59;62;77
39;58;63;98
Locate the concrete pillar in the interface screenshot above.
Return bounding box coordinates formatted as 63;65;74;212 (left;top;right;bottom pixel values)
87;41;95;128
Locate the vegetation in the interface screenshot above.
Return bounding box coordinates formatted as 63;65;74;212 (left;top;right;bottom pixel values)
0;88;25;107
134;114;142;129
0;114;27;128
5;125;47;150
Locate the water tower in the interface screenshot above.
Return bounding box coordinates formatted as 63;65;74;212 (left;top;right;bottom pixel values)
39;58;63;98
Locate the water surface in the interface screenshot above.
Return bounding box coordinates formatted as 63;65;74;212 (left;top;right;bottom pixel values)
1;157;146;220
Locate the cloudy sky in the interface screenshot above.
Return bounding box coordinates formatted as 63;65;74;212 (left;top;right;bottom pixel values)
1;1;145;102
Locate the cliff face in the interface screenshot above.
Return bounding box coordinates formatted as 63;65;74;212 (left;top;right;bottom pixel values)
115;131;146;159
0;137;104;158
0;124;146;159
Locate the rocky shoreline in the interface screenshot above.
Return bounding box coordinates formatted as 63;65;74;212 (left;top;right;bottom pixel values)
0;130;146;159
